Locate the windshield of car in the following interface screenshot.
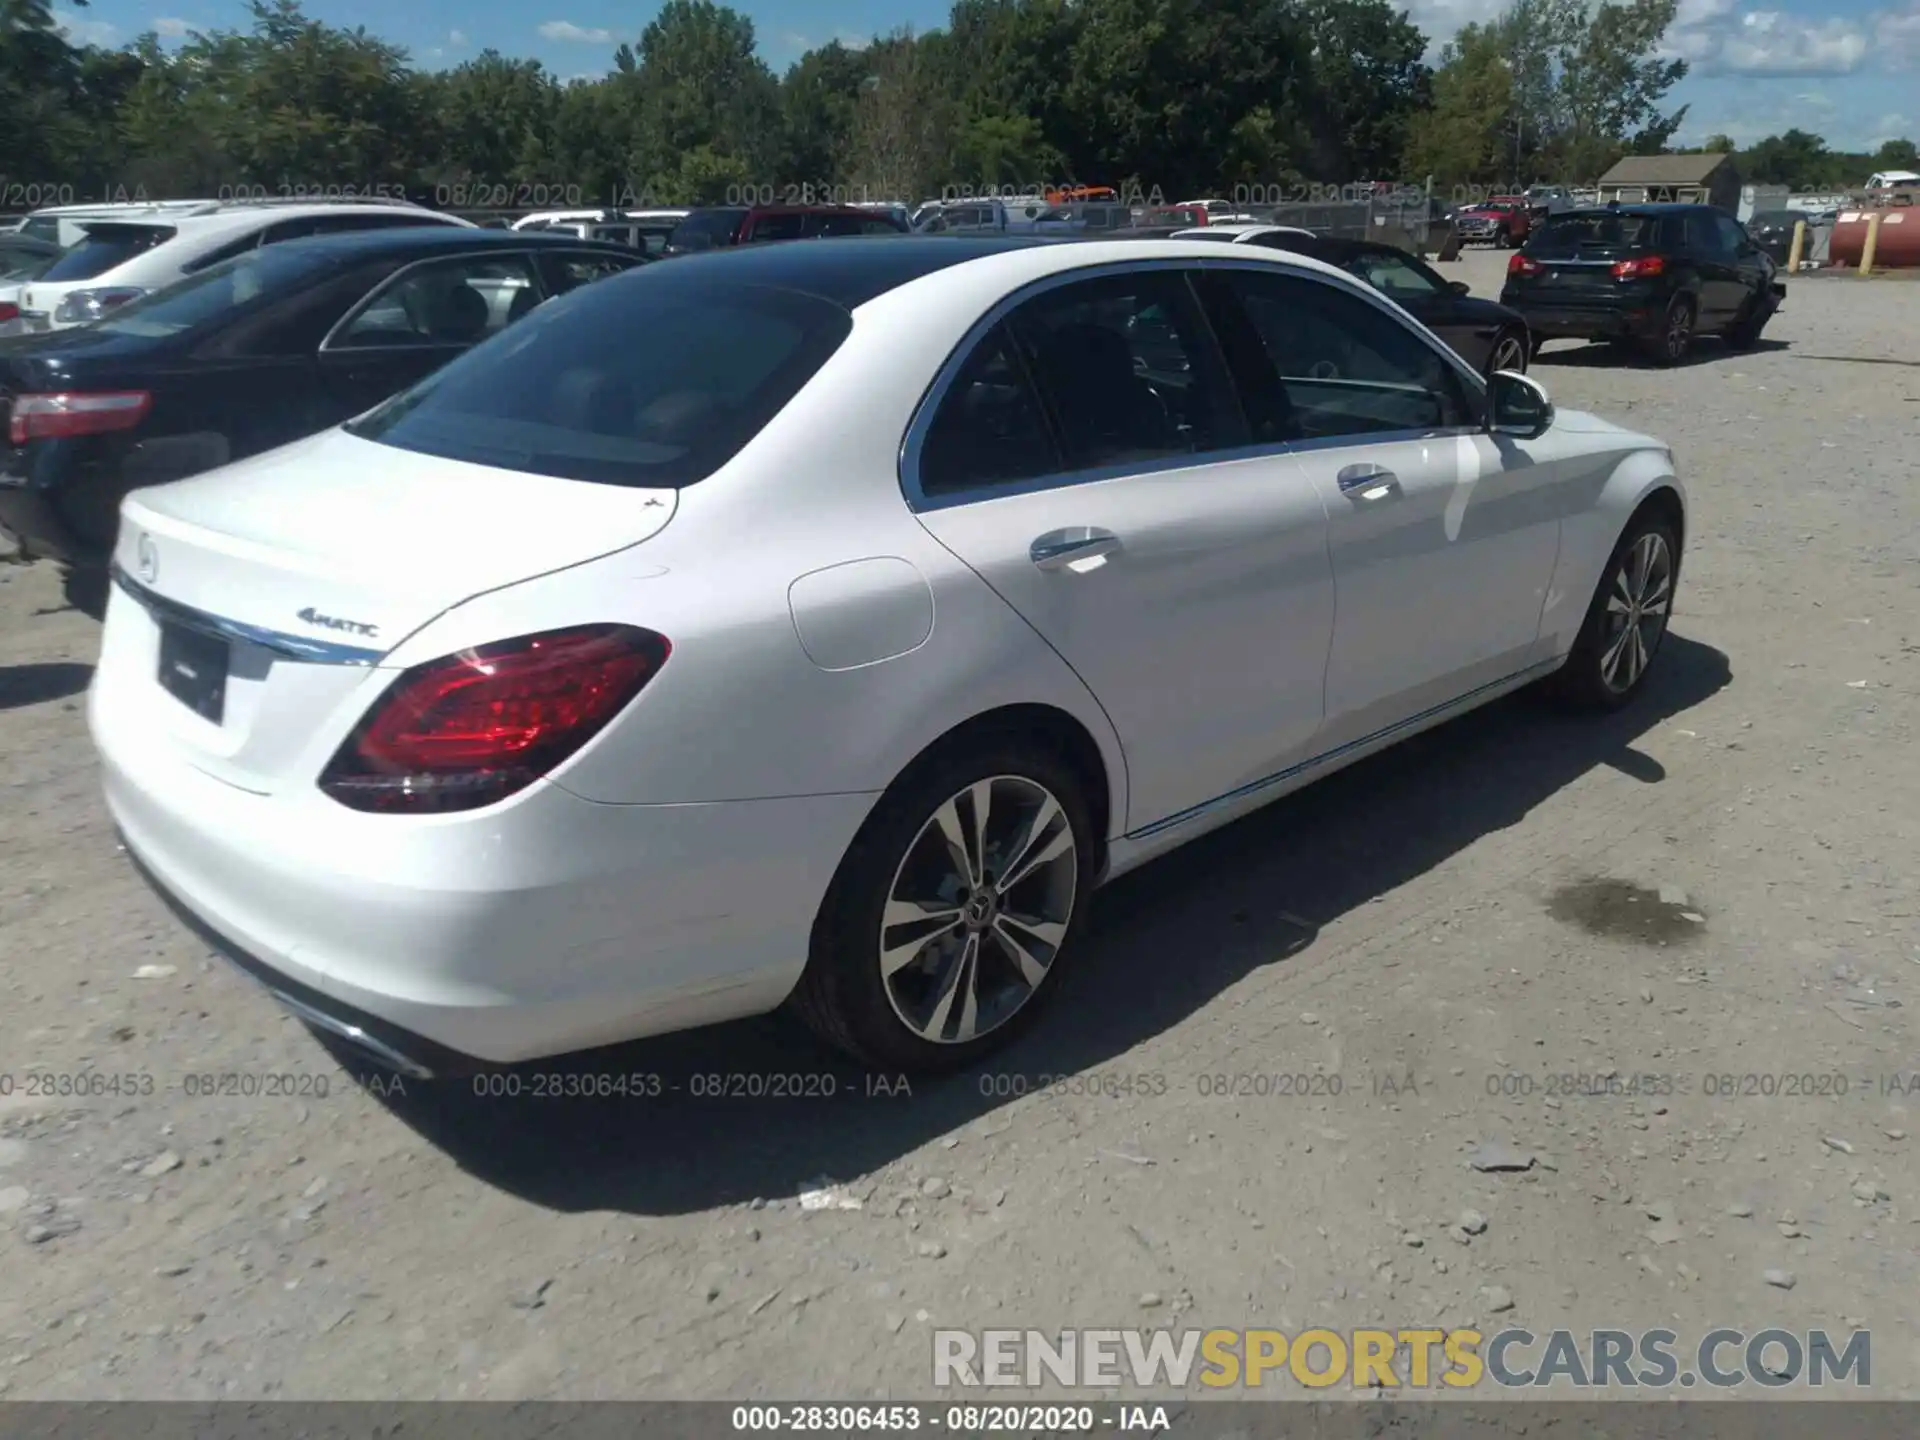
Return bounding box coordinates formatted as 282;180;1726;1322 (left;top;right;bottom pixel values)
1527;212;1660;257
346;274;853;488
36;223;176;281
92;244;339;337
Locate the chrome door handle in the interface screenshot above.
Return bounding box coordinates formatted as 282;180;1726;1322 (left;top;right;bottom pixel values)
1030;527;1120;571
1336;462;1400;496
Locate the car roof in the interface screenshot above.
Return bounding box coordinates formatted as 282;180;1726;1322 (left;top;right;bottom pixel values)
75;205;468;244
647;234;1362;310
273;227;642;259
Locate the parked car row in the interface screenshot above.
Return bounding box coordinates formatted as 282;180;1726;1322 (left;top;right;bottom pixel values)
76;231;1686;1077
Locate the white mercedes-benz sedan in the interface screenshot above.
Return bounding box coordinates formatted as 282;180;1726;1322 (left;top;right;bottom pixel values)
89;236;1685;1076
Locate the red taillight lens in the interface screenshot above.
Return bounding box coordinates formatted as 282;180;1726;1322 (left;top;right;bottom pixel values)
8;391;152;445
1507;253;1542;277
0;301;18;325
319;624;670;814
1612;255;1665;278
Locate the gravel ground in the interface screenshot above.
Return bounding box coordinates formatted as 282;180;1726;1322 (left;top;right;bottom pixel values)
2;248;1917;1401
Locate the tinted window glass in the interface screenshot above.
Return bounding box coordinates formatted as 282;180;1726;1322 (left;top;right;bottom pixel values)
39;224;176;281
0;241;58;281
810;212;908;236
19;217;61;243
332;254;541;347
919;323;1059;497
1684;212;1722;253
1219;270;1474;440
346;276;852;488
667;210;746;251
1525;212;1659;257
93;244;340;338
1344;248;1442;298
180;231;267;274
543;251;636;295
1008;270;1227;469
1715;214;1750;252
751;212;808;241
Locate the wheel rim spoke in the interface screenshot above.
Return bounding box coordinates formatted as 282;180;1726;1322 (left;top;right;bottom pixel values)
880;774;1078;1046
1601;621;1633;683
991;913;1065;988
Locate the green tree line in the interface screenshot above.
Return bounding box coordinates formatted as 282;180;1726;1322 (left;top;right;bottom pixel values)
2;0;1911;211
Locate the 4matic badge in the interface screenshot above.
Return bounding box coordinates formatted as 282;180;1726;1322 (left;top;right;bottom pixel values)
296;606;379;638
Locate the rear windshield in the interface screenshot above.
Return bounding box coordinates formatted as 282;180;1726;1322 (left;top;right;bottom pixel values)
39;223;176;281
93;244;337;338
1526;212;1660;256
345;272;853;488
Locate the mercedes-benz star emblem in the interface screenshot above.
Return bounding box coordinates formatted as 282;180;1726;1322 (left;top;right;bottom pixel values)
135;532;158;584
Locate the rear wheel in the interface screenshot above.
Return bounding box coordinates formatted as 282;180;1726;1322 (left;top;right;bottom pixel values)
1494;227;1513;250
1487;328;1529;375
792;738;1097;1071
1545;508;1679;711
1641;295;1695;366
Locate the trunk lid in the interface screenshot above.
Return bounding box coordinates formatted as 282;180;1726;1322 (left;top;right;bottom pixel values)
99;426;678;796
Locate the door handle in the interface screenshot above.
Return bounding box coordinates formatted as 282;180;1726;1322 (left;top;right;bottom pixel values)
1030;527;1120;571
1336;462;1400;497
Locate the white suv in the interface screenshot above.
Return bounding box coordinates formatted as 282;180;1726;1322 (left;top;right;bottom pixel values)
13;200;472;332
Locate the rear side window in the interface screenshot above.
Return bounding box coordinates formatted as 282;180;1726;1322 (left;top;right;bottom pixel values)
918;323;1060;496
809;211;907;236
750;212;808;242
542;251;638;295
346;275;852;488
39;224;176;281
94;244;339;339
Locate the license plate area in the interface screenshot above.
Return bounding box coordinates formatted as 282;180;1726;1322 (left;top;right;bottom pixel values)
157;620;230;724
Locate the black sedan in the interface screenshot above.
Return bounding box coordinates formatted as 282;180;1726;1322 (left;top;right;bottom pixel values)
0;226;643;588
1175;229;1531;375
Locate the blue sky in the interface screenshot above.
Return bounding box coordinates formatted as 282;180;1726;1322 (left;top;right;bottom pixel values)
52;0;1920;158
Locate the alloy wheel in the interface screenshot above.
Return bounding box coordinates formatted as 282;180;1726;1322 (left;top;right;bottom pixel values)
879;776;1078;1045
1599;531;1674;693
1489;334;1527;373
1664;302;1692;361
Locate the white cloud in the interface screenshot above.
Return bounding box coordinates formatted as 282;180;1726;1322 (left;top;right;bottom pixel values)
52;9;119;45
449;29;468;46
1876;2;1920;65
151;15;190;38
1870;110;1916;141
538;20;613;44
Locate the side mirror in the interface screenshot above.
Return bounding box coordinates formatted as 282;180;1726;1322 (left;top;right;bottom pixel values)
1448;279;1471;296
1488;369;1553;440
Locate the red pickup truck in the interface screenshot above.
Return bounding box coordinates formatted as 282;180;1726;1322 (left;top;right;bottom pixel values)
1453;197;1534;248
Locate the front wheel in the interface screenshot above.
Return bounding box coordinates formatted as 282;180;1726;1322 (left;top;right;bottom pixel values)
1545;510;1680;711
792;739;1097;1070
1487;328;1529;375
1493;228;1513;250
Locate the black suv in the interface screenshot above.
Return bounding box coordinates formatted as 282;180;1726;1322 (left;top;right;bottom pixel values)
1500;203;1785;365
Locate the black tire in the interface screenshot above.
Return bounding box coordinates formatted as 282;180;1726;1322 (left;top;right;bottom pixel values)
1640;294;1695;366
1544;507;1680;712
1486;327;1529;376
1494;227;1513;250
791;734;1099;1071
1723;290;1775;349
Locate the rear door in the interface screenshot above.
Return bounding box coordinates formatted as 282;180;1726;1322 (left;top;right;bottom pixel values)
316;252;543;419
907;264;1336;833
1200;263;1565;751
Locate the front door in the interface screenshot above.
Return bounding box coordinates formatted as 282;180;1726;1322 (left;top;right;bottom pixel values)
1198;264;1566;753
907;266;1336;833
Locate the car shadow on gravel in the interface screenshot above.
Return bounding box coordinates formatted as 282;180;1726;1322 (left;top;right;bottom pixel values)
1536;337;1789;368
0;660;93;710
359;634;1732;1215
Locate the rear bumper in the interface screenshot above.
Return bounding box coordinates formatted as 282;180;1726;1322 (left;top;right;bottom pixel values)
92;663;877;1068
1500;298;1662;341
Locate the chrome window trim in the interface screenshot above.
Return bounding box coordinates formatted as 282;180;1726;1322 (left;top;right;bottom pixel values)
899;255;1490;513
318;250;545;354
110;563;386;666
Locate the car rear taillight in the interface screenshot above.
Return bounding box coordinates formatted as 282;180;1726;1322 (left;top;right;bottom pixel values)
1508;254;1542;277
1611;255;1666;278
7;391;152;445
0;301;17;325
319;624;670;814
